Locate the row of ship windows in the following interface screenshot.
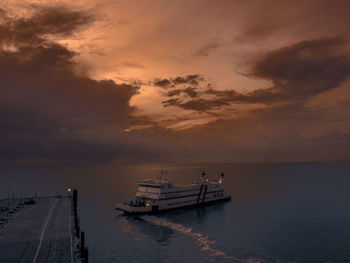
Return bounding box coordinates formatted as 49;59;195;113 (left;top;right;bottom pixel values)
164;189;199;194
139;184;161;188
139;189;199;195
139;191;159;195
168;199;196;206
139;191;224;196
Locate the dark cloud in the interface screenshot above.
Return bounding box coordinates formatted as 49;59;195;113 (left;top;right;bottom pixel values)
251;36;350;98
162;98;180;108
165;87;197;98
154;78;172;88
163;98;229;112
166;90;182;97
0;5;141;163
173;74;203;85
0;6;93;47
183;87;198;98
163;37;350;112
154;74;204;88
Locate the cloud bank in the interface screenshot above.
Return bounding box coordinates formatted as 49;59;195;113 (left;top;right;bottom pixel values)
1;1;350;163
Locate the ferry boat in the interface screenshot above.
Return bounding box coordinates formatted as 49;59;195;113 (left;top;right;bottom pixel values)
115;171;231;214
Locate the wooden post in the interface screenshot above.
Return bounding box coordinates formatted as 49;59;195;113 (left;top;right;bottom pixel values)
73;189;78;215
81;231;85;259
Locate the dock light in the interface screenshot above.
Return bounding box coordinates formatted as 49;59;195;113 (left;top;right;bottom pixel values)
68;188;71;192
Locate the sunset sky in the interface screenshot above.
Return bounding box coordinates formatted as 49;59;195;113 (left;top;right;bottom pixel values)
1;0;350;163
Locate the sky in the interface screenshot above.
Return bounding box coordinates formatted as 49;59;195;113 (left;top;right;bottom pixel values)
1;0;350;163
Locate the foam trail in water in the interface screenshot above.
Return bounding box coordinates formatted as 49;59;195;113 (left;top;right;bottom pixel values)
142;216;244;262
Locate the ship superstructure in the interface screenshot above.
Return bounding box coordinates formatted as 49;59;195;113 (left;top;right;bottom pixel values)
115;172;230;214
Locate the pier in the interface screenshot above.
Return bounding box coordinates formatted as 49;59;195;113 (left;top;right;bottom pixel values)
0;192;87;263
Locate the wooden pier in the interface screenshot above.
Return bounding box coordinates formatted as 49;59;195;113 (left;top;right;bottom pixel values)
0;194;85;263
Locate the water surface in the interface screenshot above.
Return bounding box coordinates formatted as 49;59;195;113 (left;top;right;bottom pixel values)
1;163;350;262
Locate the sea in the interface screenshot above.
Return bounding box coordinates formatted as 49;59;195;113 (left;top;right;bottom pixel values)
1;162;350;263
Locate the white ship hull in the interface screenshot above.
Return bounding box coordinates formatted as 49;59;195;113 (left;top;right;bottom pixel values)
116;172;230;214
116;194;231;214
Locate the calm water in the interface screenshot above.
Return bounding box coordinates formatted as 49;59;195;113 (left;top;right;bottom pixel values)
1;163;350;262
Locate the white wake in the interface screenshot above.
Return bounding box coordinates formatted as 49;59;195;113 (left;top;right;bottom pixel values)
142;216;245;261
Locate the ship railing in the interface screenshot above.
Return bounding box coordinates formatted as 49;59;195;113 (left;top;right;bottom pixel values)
124;199;147;207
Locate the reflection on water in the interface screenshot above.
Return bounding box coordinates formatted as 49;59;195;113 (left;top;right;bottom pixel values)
141;215;240;261
1;163;350;262
120;215;175;246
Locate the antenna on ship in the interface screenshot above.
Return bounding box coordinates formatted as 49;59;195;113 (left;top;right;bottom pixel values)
159;166;168;181
159;166;163;181
200;170;206;183
219;171;225;184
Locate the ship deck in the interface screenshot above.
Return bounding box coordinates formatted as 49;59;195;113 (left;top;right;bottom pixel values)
116;195;231;215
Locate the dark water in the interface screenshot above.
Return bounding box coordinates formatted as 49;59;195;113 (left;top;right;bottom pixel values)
1;163;350;262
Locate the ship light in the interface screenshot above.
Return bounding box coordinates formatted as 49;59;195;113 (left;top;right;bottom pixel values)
67;188;72;192
146;203;150;207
